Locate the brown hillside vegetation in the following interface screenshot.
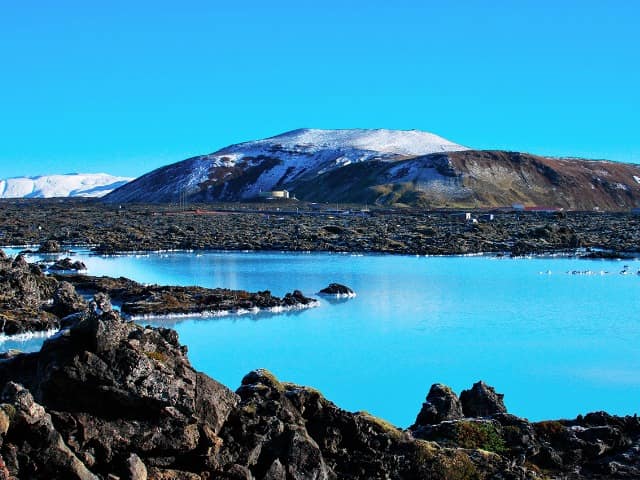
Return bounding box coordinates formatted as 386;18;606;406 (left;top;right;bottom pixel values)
449;150;640;210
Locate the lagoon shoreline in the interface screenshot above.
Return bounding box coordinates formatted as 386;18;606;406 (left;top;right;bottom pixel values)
0;198;639;258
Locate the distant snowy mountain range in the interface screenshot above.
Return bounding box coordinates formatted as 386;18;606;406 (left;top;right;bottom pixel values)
0;173;133;199
105;128;640;210
5;129;640;209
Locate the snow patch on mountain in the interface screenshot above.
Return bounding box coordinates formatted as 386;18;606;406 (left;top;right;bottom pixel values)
250;128;469;155
0;173;133;198
208;128;468;167
104;128;471;203
190;129;470;198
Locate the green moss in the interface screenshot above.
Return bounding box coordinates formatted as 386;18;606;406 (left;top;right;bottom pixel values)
357;411;407;441
241;403;257;416
145;350;168;364
1;404;16;421
455;421;506;454
254;368;285;393
413;439;439;463
432;450;480;480
282;383;324;397
534;420;565;440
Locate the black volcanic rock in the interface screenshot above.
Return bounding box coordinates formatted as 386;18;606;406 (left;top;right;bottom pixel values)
47;281;88;318
460;380;508;417
49;257;87;272
0;253;62;334
37;239;62;253
0;311;639;478
55;274;318;317
1;382;99;479
2;200;640;257
0;304;238;479
411;383;463;427
318;283;355;297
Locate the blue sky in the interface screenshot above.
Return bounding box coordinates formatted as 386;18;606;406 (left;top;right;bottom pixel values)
1;0;639;178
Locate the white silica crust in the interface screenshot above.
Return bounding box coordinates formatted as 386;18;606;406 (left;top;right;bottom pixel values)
0;328;59;344
318;292;357;299
124;299;320;321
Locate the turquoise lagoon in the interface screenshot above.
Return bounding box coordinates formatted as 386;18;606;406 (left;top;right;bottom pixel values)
2;249;639;427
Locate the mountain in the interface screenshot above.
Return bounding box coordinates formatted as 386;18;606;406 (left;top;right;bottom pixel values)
105;129;640;210
0;173;133;199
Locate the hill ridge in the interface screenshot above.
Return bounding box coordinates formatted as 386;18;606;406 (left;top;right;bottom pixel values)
105;129;640;210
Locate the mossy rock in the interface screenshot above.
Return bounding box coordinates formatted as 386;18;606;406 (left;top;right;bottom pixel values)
454;421;506;454
356;410;408;442
145;350;168;364
432;450;480;480
0;406;11;435
0;403;16;423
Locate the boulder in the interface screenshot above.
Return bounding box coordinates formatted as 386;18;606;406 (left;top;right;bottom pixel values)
412;383;463;427
48;281;88;318
459;381;507;418
318;283;355;297
0;382;99;479
50;257;87;272
0;252;60;334
38;239;62;253
0;308;239;478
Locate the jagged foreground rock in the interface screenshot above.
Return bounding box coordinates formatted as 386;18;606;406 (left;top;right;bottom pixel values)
0;304;638;479
0;251;87;335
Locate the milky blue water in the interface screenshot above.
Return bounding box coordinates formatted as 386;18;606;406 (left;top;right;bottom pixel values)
2;248;639;427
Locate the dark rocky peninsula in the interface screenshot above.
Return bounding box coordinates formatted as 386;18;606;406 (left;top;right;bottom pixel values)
0;199;639;257
0;303;637;479
0;251;316;335
53;273;318;318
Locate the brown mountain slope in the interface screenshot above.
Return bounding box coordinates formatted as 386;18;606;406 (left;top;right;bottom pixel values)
290;150;640;210
448;150;640;210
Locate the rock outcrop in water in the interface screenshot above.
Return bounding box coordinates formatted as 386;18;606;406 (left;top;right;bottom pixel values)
0;246;318;336
54;273;318;318
48;257;87;272
317;283;356;297
36;239;62;253
0;303;638;479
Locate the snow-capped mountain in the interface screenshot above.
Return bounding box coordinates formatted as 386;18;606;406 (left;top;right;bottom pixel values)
105;128;470;203
104;128;640;210
0;173;133;198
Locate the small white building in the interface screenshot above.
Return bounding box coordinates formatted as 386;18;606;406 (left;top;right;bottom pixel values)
258;190;290;200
